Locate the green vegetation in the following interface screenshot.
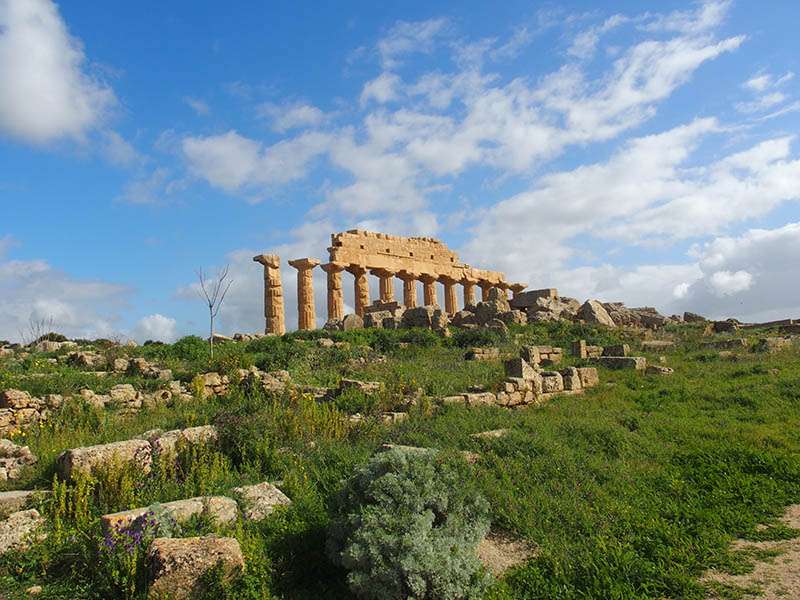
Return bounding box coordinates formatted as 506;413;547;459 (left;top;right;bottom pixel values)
0;323;798;599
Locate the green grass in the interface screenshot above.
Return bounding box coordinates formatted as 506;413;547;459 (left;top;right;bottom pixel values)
0;324;799;598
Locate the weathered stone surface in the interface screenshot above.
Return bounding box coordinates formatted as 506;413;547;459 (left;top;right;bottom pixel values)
0;389;34;409
756;336;793;353
485;318;509;334
504;358;536;379
712;319;740;333
593;356;646;370
152;426;218;456
571;339;587;359
602;344;630;357
57;439;151;480
378;443;480;464
683;311;707;323
465;392;497;406
0;490;47;514
578;300;615;327
576;367;599;388
642;340;675;350
0;509;45;554
519;345;541;365
233;482;291;521
540;372;564;393
338;379;383;394
602;303;672;329
646;365;674;376
509;288;558;308
102;496;236;532
471;429;510;439
701;339;747;350
442;395;467;404
147;536;244;599
559;367;582;391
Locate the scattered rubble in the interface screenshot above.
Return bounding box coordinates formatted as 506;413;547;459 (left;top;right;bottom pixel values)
0;439;37;481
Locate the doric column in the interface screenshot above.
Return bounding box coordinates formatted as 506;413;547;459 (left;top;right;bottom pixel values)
479;280;493;302
288;258;321;330
321;262;347;321
370;268;396;303
460;276;478;308
346;265;370;318
397;270;419;308
418;274;438;306
509;283;528;298
439;275;459;315
253;254;285;335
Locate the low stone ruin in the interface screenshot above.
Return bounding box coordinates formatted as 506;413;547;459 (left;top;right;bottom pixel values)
0;439;37;481
0;508;45;554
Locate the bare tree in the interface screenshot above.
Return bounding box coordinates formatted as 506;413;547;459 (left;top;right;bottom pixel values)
19;316;55;346
196;265;233;359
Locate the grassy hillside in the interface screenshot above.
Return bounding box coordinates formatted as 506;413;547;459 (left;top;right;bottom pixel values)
1;322;799;599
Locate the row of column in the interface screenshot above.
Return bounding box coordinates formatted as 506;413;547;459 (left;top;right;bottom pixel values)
254;254;526;332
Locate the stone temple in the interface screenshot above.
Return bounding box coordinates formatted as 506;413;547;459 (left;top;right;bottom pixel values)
253;230;526;334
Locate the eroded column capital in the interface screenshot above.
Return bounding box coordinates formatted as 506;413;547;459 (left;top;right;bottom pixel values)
253;254;281;268
397;270;420;282
321;261;347;274
509;283;528;295
369;267;398;277
345;264;367;276
288;258;321;271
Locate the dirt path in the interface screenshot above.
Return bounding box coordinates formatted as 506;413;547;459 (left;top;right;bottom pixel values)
703;504;800;599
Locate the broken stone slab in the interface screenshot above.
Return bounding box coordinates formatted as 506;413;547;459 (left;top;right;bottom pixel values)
382;412;407;424
464;392;497;407
683;311;707;323
470;429;510;439
57;439;151;480
578;300;615;327
602;344;630;357
0;490;49;514
701;339;747;350
147;536;244;600
441;394;467;405
540;372;564;393
519;345;541;364
0;509;46;554
756;337;793;353
504;358;537;379
338;379;383;394
0;389;35;409
151;425;218;456
592;357;646;370
559;367;582;391
646;365;674;376
233;482;291;521
576;367;599;387
102;495;237;532
642;340;676;350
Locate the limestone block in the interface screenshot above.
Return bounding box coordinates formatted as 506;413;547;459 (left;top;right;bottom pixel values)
756;337;792;353
577;368;599;388
0;389;34;409
471;429;510;439
602;344;630;357
442;395;467;404
108;384;137;404
712;319;739;333
0;490;48;514
646;365;674;376
701;339;747;350
506;377;531;392
593;357;646;370
578;300;615;327
342;313;364;330
642;341;675;350
152;425;218;456
58;439;151;480
233;482;291;521
0;509;45;554
541;372;564;393
508;391;523;405
519;345;540;364
683;311;707;323
504;358;536;379
495;392;510;405
465;392;497;406
571;340;587;359
559;367;582;391
486;318;508;334
147;536;244;600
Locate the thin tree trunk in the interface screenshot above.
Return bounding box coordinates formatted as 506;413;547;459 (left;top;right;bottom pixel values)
209;311;214;359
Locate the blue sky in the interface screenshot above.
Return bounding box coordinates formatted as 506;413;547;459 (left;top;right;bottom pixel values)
1;0;799;342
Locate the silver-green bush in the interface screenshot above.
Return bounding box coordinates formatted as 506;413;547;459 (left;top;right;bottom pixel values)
326;447;491;600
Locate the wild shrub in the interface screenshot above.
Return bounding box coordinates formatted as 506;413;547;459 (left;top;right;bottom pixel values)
327;447;491;600
171;335;209;362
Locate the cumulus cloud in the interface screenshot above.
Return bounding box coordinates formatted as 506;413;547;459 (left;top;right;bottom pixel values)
0;256;130;342
184;97;211;116
737;71;794;114
0;0;117;144
378;18;449;69
257;101;326;132
133;314;178;343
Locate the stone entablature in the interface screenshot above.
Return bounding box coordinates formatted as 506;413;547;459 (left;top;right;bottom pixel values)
254;230;527;332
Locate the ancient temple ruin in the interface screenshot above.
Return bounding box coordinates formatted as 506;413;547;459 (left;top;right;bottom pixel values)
253;230;526;332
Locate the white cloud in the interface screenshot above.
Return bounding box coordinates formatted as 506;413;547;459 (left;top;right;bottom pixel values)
737;70;794;114
378;18;449;69
134;314;178;343
115;168;172;204
0;256;130;342
258;101;326;132
184;97;211;116
708;270;753;295
182;130;332;195
568;14;629;60
0;234;20;259
642;0;731;35
101;130;142;167
0;0;116;144
361;72;403;105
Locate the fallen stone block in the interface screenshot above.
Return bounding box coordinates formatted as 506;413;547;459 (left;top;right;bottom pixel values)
0;490;48;514
152;425;218;456
519;345;541;364
642;340;676;350
756;337;793;353
470;429;510;439
0;509;45;554
465;392;497;406
646;365;674;376
701;339;747;350
540;372;564;393
147;536;244;600
559;367;582;391
233;482;291;521
592;357;646;370
57;439;151;480
602;344;630;357
577;367;599;388
441;394;467;405
504;358;537;379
